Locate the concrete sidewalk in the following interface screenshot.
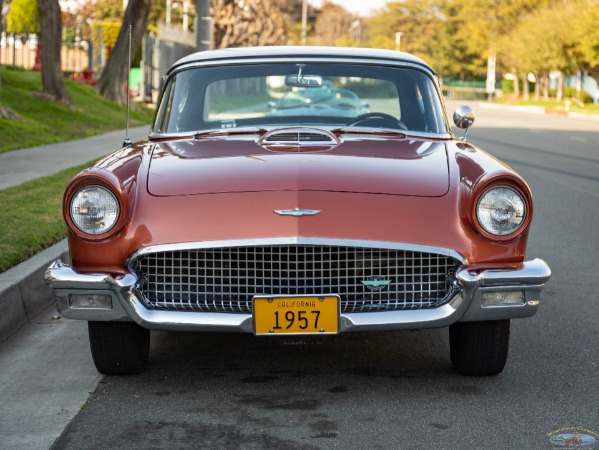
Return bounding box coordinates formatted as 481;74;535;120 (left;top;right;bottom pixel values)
0;125;150;190
0;304;102;449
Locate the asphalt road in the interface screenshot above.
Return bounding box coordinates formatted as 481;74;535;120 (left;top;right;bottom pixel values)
43;103;599;449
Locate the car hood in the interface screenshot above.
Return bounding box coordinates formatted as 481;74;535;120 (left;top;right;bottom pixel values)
147;137;449;197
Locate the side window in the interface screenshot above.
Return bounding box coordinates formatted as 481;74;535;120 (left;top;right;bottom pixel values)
153;78;175;133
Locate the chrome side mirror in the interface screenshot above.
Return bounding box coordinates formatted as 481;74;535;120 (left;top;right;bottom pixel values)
453;105;475;141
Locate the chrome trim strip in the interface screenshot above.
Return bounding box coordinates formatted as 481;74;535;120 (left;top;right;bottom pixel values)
148;124;454;141
456;258;552;287
342;293;465;331
126;237;467;270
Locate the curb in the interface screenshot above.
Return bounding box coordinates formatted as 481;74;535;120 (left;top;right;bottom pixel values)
477;101;599;121
0;239;68;342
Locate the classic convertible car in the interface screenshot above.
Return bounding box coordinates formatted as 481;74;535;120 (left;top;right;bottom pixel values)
45;47;551;376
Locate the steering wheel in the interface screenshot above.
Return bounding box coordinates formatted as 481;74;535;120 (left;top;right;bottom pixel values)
347;112;408;130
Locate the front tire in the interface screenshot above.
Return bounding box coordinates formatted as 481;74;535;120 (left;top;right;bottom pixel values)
88;321;150;375
449;320;511;376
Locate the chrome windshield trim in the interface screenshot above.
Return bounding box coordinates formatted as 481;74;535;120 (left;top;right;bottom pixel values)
126;237;467;270
155;57;449;135
148;127;453;141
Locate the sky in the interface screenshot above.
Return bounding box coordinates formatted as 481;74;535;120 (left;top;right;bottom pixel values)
308;0;390;16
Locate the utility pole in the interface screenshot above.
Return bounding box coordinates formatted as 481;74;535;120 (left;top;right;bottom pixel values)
195;0;212;51
395;32;403;51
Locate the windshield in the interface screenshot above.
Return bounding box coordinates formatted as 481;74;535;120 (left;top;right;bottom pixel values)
153;63;448;135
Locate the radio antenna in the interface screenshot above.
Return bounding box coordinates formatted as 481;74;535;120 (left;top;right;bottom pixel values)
123;24;133;147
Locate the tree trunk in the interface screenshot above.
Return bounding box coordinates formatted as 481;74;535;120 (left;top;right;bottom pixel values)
0;0;4;96
513;69;520;98
96;0;151;104
556;71;564;102
587;67;599;85
36;0;71;104
0;0;20;118
522;73;529;100
542;73;550;101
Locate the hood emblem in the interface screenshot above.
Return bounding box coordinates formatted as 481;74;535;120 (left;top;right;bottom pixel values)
274;208;321;217
361;276;391;292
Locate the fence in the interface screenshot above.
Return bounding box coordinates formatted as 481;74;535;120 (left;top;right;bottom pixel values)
1;31;90;73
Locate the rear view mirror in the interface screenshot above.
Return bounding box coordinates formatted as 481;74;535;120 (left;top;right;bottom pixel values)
285;74;323;88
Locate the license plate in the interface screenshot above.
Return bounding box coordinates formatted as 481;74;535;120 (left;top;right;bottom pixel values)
253;295;340;335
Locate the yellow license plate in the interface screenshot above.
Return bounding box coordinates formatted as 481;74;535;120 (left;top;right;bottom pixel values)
253;295;340;335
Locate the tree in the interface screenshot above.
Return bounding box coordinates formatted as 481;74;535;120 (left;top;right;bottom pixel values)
366;0;443;65
312;1;354;46
212;0;286;48
499;1;586;101
274;0;319;45
576;0;599;82
0;0;18;119
7;0;41;33
95;0;151;104
37;0;71;104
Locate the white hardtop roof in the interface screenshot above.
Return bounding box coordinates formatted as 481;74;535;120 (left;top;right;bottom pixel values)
168;46;434;75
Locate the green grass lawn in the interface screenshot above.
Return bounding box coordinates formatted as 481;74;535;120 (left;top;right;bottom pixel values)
0;163;93;273
0;66;155;153
0;66;155;273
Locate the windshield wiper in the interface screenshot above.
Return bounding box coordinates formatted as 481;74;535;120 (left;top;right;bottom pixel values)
193;127;266;139
334;127;408;138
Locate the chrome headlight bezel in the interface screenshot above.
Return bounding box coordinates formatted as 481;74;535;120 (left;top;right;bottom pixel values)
475;185;528;238
68;185;121;236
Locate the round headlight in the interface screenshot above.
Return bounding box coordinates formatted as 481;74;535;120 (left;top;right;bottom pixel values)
476;186;526;236
69;185;120;235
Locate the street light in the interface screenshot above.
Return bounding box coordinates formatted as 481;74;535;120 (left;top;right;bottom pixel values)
395;31;403;51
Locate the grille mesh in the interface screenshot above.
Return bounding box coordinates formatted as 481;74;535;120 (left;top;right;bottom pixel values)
131;246;459;313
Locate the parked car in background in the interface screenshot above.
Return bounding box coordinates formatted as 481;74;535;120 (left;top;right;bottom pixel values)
46;47;551;376
266;80;369;118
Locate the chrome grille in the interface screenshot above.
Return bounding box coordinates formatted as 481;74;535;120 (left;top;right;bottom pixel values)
264;131;336;143
259;128;339;148
132;246;459;313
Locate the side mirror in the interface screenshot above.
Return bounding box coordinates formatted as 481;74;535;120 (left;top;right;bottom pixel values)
453;105;475;141
267;101;276;110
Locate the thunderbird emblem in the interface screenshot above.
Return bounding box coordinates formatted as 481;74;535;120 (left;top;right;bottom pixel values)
274;208;321;217
361;276;391;292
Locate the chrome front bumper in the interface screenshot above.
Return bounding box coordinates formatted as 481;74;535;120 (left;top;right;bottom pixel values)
45;258;551;332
